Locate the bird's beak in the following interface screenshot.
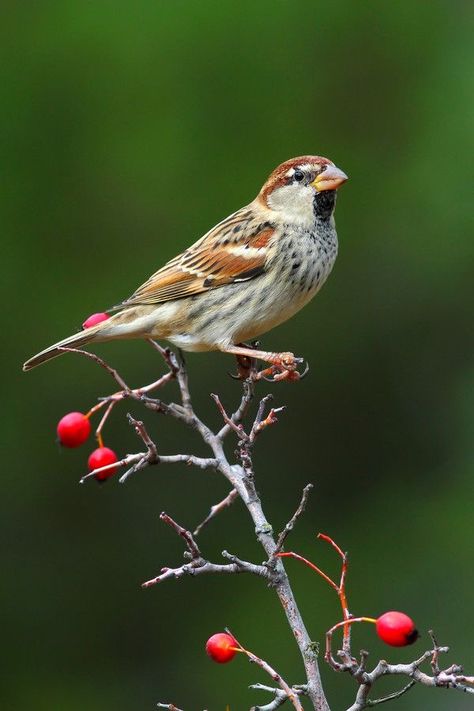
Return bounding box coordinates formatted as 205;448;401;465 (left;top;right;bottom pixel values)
311;164;348;192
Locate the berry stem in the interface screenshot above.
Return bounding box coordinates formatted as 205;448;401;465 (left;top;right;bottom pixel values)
277;552;339;592
85;371;177;430
95;400;116;448
325;617;377;666
278;533;352;651
317;533;351;650
317;532;345;560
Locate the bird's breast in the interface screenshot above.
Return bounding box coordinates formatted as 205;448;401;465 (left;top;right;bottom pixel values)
272;225;338;297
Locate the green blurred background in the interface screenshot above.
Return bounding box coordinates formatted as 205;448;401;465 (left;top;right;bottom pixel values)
2;1;473;709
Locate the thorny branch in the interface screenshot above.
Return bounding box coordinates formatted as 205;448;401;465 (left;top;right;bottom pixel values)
70;342;472;711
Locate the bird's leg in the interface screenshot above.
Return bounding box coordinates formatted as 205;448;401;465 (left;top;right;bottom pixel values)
223;345;307;382
227;343;258;380
236;353;253;379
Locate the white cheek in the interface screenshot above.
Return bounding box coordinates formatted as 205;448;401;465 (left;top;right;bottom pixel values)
267;184;315;226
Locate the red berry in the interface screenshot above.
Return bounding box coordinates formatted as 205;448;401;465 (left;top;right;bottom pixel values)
376;611;418;647
82;312;110;329
57;412;91;448
205;633;238;663
88;447;119;481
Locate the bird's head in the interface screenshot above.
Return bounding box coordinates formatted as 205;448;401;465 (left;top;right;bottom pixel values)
258;155;348;226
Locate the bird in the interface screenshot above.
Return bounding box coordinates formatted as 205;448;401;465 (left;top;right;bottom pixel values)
23;155;348;379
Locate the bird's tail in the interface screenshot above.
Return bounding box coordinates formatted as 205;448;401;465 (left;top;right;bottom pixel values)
22;323;108;371
23;305;163;371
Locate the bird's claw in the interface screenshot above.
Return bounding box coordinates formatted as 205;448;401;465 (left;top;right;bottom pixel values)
228;349;308;383
228;353;257;381
253;354;308;383
299;360;310;379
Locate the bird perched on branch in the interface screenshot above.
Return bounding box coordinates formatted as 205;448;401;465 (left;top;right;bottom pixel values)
23;156;347;380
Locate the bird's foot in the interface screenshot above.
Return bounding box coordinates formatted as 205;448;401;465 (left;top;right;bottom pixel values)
226;345;308;383
253;352;309;382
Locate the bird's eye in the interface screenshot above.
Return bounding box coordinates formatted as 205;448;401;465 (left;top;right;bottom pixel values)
293;169;304;182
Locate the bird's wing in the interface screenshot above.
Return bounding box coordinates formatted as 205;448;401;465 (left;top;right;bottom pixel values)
116;207;276;307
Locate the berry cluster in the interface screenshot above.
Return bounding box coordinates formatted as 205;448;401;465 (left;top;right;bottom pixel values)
57;410;118;482
56;313;118;482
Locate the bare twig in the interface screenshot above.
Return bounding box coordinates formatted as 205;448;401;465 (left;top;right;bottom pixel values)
80;451;148;483
147;339;179;373
229;630;304;711
147;340;193;414
159;512;201;559
251;688;290;710
193;488;239;536
249;394;285;442
79;450;216;485
274;484;314;554
124;413;158;466
217;378;255;439
142;516;267;588
142;556;266;588
211;393;248;439
118;452;217;484
58;346;130;390
250;684;307;711
221;549;267;574
366;680;415;706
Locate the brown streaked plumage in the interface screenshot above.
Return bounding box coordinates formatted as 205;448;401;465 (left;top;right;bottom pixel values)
23;155;348;378
118;216;275;305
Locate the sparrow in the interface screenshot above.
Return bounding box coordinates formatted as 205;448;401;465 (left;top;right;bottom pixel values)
23;155;348;378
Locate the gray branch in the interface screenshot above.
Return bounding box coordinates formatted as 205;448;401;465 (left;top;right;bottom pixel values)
142;514;267;588
338;638;474;710
71;342;473;711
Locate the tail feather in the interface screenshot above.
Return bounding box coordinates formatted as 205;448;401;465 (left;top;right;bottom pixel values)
23;325;104;371
23;306;163;371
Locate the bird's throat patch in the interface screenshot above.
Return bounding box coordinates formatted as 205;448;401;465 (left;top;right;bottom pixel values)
313;189;336;220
